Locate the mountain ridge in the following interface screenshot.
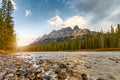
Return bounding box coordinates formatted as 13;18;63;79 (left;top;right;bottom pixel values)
31;25;97;45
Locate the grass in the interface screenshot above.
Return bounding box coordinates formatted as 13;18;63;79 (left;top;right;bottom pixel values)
0;50;16;53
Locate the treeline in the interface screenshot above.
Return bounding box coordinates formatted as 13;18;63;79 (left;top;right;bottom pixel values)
0;0;16;51
20;24;120;51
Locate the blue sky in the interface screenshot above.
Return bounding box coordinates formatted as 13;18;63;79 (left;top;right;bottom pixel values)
13;0;77;46
11;0;120;46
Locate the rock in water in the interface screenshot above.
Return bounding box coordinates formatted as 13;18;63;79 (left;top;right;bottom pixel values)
81;73;88;80
0;71;7;79
97;78;104;80
36;68;42;73
0;65;2;70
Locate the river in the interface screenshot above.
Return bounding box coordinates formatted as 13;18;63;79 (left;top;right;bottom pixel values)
0;51;120;80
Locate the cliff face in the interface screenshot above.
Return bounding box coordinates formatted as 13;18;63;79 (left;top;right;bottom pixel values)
31;25;96;45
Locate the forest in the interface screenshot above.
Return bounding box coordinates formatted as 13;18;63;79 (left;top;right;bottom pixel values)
0;0;16;52
20;25;120;51
0;0;120;52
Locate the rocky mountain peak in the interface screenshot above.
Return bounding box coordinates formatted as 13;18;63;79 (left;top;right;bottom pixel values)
31;26;95;45
73;25;79;30
51;30;57;33
62;27;72;31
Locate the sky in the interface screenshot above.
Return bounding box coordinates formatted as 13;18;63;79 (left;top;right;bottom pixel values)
10;0;120;46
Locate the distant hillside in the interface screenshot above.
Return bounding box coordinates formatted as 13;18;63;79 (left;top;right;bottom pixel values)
31;25;97;45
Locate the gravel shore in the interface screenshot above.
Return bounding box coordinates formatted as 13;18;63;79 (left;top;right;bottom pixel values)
0;52;120;80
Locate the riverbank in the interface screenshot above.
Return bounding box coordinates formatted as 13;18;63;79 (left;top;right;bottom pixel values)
0;52;120;80
19;48;120;52
0;50;14;54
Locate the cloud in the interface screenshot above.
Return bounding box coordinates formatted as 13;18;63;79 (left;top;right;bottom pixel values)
107;7;120;22
25;10;31;17
9;0;17;9
48;16;63;28
67;0;120;27
48;15;88;29
64;16;88;28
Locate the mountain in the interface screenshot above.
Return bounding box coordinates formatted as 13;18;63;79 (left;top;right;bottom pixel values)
31;25;96;45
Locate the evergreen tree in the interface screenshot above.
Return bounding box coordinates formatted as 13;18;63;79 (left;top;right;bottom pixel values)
100;30;104;48
111;26;118;48
0;8;4;50
117;24;120;48
0;0;16;51
75;36;80;50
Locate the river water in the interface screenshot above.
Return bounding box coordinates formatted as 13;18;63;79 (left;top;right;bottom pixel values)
13;51;120;60
14;51;120;57
0;51;120;80
13;51;120;80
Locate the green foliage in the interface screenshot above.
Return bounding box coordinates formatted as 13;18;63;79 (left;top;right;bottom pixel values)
117;24;120;48
21;24;120;51
0;0;16;51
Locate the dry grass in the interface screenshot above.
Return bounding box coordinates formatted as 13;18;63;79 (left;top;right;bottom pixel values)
0;50;15;53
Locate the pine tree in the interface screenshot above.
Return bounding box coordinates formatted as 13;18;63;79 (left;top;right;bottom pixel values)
75;36;80;50
0;8;4;50
100;30;104;48
0;0;16;51
68;38;73;50
117;24;120;48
